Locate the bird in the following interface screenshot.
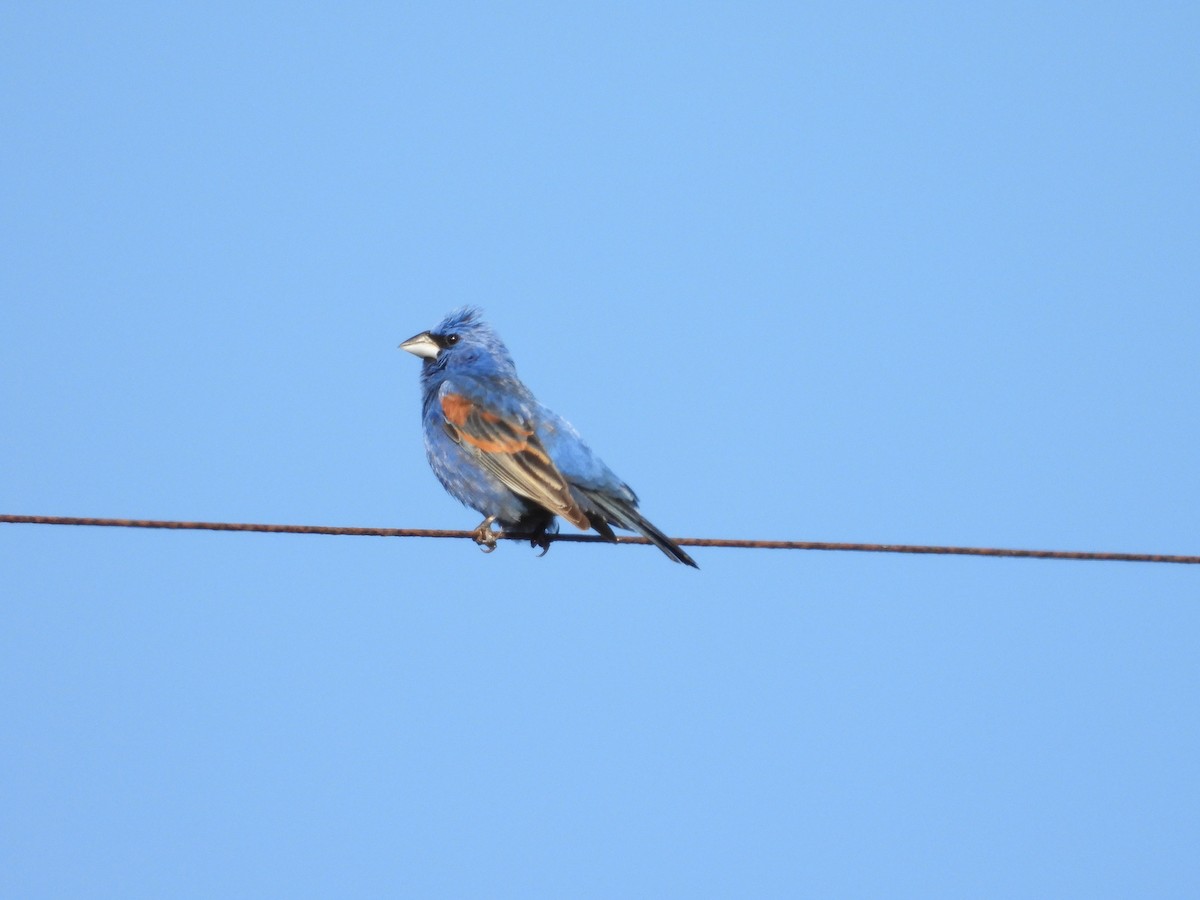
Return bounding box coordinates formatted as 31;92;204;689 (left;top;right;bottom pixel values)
399;308;698;567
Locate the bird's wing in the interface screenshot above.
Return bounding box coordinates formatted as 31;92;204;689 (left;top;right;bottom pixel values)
437;383;589;530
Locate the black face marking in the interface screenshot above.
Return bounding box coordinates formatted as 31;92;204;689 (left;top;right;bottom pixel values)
432;332;460;349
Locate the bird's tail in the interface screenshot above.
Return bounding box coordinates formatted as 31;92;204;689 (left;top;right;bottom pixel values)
579;489;699;568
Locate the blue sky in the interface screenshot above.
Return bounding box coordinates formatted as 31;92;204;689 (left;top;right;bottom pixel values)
2;3;1198;897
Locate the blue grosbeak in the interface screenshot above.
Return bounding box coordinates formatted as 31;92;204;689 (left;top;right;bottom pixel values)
399;308;697;567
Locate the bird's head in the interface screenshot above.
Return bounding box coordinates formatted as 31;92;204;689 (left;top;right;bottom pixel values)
399;307;517;380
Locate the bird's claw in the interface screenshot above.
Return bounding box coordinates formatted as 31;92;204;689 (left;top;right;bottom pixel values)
472;516;500;553
531;521;558;557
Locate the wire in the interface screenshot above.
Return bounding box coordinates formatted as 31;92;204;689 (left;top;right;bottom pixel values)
3;514;1197;565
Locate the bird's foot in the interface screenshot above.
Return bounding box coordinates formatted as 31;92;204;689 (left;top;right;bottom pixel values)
532;520;559;557
472;516;501;553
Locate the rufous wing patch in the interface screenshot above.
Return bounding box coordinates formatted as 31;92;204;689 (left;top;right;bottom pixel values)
439;390;589;530
441;393;473;427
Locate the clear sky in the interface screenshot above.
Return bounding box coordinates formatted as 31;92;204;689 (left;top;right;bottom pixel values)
3;3;1198;897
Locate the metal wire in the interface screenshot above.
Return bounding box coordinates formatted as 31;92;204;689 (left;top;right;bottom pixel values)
3;514;1197;564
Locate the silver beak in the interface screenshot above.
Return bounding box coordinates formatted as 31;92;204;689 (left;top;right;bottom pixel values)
399;332;440;360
